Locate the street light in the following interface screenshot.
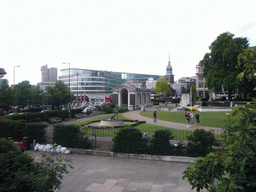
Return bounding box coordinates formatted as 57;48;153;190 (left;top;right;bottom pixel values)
13;65;20;92
77;73;79;103
63;62;70;105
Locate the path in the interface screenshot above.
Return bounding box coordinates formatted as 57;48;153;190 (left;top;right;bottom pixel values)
122;109;222;132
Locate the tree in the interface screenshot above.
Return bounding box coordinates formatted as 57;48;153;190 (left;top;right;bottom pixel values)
183;104;256;191
15;81;33;109
202;32;249;100
154;77;170;96
237;46;256;90
0;80;15;111
32;85;44;108
46;81;73;109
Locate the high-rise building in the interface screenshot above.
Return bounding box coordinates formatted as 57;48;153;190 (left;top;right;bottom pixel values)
41;64;57;83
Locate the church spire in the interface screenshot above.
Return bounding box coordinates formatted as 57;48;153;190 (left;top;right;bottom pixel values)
166;53;173;75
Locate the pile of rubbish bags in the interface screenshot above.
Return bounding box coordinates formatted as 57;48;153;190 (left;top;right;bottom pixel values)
34;143;71;154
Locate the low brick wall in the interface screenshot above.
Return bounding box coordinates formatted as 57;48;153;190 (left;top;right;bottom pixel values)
68;148;196;163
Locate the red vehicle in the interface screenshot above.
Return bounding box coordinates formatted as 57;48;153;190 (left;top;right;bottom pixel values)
105;96;113;103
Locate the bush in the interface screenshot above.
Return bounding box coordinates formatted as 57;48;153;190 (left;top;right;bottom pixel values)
53;124;91;149
218;96;227;101
186;129;217;157
201;97;209;101
149;130;174;155
112;128;148;154
172;98;181;103
70;108;83;118
0;138;73;192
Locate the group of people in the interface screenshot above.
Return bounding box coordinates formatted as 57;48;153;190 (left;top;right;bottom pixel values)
185;111;200;127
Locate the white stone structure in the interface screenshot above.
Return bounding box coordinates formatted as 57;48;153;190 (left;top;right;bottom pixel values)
180;93;191;108
112;80;151;110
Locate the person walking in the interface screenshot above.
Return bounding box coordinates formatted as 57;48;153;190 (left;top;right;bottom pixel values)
153;111;157;122
195;112;200;126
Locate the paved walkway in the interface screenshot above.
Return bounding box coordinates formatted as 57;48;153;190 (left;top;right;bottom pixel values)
122;109;222;132
29;151;206;192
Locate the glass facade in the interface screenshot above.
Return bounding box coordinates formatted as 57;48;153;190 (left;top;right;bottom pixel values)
59;68;162;95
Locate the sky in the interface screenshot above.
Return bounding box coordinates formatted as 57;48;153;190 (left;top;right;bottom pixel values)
1;0;256;86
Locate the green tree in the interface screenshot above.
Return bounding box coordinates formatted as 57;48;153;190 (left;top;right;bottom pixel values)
15;81;33;109
46;81;73;109
237;46;256;90
183;104;256;191
202;32;249;100
154;77;170;96
32;85;44;108
0;80;15;111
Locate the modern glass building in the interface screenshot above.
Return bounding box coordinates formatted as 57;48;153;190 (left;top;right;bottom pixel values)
59;68;162;100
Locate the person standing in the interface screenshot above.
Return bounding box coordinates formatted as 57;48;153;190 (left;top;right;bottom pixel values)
190;112;194;126
153;111;157;122
195;112;200;126
185;111;190;127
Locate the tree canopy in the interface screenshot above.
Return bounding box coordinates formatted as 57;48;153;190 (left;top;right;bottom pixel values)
237;46;256;90
0;80;15;111
154;77;170;96
46;80;73;109
15;81;33;109
202;32;249;100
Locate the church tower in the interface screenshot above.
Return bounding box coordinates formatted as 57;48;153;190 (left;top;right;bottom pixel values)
165;54;174;84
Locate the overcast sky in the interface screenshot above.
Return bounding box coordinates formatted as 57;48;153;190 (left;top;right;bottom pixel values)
1;0;256;85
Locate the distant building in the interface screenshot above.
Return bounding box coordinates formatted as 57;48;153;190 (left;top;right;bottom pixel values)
164;55;174;84
59;68;162;101
195;61;209;98
146;78;156;90
39;64;57;91
41;64;57;83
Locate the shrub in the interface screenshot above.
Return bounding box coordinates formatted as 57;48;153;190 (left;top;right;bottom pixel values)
201;97;209;101
186;129;217;157
218;96;226;101
112;128;148;154
53;124;91;149
0;138;73;192
172;98;181;103
149;130;174;155
70;108;83;118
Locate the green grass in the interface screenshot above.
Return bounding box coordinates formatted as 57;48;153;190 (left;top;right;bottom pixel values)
140;111;229;128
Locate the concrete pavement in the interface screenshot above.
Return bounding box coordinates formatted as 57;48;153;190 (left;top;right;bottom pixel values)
29;151;205;192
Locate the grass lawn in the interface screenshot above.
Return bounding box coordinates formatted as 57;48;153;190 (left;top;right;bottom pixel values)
140;111;229;128
77;113;200;140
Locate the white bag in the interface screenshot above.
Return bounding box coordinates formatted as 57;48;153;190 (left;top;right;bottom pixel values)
64;149;71;154
34;143;40;151
43;144;51;152
60;147;67;154
38;145;45;151
56;145;62;153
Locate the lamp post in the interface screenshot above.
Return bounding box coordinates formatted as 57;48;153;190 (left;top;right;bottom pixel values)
13;66;20;92
76;73;79;105
63;62;70;106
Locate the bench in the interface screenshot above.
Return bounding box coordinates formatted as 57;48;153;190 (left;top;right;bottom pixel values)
49;117;62;124
75;113;87;119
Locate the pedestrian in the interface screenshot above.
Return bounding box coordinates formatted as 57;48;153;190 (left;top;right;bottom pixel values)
185;111;191;127
195;112;200;126
143;132;148;137
153;111;157;122
190;112;194;126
